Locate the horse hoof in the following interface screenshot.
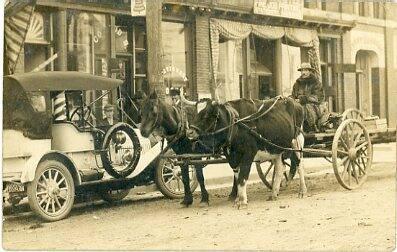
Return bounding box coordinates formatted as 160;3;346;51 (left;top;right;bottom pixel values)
280;180;289;188
267;196;278;201
180;199;193;207
298;191;307;198
199;201;209;208
228;195;237;202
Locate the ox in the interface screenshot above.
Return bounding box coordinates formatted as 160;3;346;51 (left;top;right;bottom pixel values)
187;97;307;208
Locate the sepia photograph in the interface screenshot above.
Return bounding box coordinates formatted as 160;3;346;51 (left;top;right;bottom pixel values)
2;0;396;250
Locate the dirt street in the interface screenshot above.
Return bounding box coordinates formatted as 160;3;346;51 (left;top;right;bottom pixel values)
2;161;396;251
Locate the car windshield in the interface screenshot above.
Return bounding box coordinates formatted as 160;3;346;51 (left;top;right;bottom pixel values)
3;88;52;139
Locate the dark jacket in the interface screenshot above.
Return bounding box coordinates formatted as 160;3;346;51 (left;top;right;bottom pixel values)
292;74;324;105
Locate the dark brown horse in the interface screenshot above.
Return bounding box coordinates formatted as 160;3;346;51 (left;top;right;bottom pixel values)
187;97;306;208
139;90;215;207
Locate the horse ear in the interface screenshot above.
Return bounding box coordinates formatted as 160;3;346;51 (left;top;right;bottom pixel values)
211;100;218;106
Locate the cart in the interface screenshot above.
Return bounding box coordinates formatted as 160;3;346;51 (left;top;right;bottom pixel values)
256;108;396;190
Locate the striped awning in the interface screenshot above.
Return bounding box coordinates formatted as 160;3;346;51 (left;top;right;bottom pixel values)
4;0;36;75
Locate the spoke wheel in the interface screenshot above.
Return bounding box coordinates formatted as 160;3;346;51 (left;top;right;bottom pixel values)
155;150;198;199
332;119;373;190
27;160;75;222
101;123;141;178
341;108;364;121
256;161;289;190
98;189;130;203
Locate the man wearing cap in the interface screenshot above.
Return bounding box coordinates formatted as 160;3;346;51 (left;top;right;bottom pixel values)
98;103;118;126
292;62;325;132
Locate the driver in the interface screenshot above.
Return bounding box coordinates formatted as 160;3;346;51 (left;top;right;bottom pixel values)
291;63;325;132
98;103;118;126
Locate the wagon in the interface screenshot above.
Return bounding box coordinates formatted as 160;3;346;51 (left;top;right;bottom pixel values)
256;108;396;190
2;71;197;221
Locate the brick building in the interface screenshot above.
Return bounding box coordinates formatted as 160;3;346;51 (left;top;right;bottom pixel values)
11;0;397;126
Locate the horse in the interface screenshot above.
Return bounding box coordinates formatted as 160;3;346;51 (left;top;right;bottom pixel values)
186;97;306;208
139;90;215;207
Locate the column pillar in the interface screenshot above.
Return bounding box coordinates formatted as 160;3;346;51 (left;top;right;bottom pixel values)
146;0;164;97
274;39;282;95
55;9;67;71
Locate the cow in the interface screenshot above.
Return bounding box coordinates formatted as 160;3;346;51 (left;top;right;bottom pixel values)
186;97;306;208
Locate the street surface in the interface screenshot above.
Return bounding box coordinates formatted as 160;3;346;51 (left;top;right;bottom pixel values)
2;143;396;250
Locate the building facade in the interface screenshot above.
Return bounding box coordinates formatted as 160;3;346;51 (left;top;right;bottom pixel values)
13;0;397;127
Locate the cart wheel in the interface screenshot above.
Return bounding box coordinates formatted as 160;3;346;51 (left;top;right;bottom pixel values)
155;150;198;199
27;160;75;222
332;119;373;190
101;123;141;178
98;189;130;203
256;161;289;190
341;108;364;121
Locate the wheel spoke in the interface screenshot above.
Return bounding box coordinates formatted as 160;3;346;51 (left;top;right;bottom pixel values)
57;177;65;186
355;160;366;175
38;182;47;190
339;135;349;151
351;162;360;184
55;196;63;209
165;175;176;185
264;163;274;178
40;175;48;185
53;171;59;182
39;195;49;205
36;190;48;196
162;171;174;176
353;128;364;147
356;141;368;152
51;199;56;213
347;163;351;186
45;198;51;212
341;159;350;180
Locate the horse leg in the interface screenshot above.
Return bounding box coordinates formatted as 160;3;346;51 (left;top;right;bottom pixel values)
228;169;238;202
195;165;209;207
297;157;307;198
180;164;193;207
235;161;252;209
268;155;284;201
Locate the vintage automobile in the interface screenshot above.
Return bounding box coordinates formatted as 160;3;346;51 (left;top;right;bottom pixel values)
3;71;197;221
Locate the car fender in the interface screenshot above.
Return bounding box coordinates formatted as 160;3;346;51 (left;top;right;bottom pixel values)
21;151;82;186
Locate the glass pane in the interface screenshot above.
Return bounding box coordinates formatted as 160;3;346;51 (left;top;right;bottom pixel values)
135;51;147;74
67;11;109;73
161;22;187;88
135;24;146;50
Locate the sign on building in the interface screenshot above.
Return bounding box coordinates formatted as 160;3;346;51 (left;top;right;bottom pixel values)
131;0;146;16
253;0;303;20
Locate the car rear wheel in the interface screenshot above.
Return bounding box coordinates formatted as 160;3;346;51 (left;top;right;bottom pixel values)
27;160;75;222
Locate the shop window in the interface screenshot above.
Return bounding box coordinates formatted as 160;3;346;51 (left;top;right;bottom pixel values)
161;22;190;90
67;11;110;117
24;12;53;72
251;35;275;99
217;39;244;101
67;11;110;75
